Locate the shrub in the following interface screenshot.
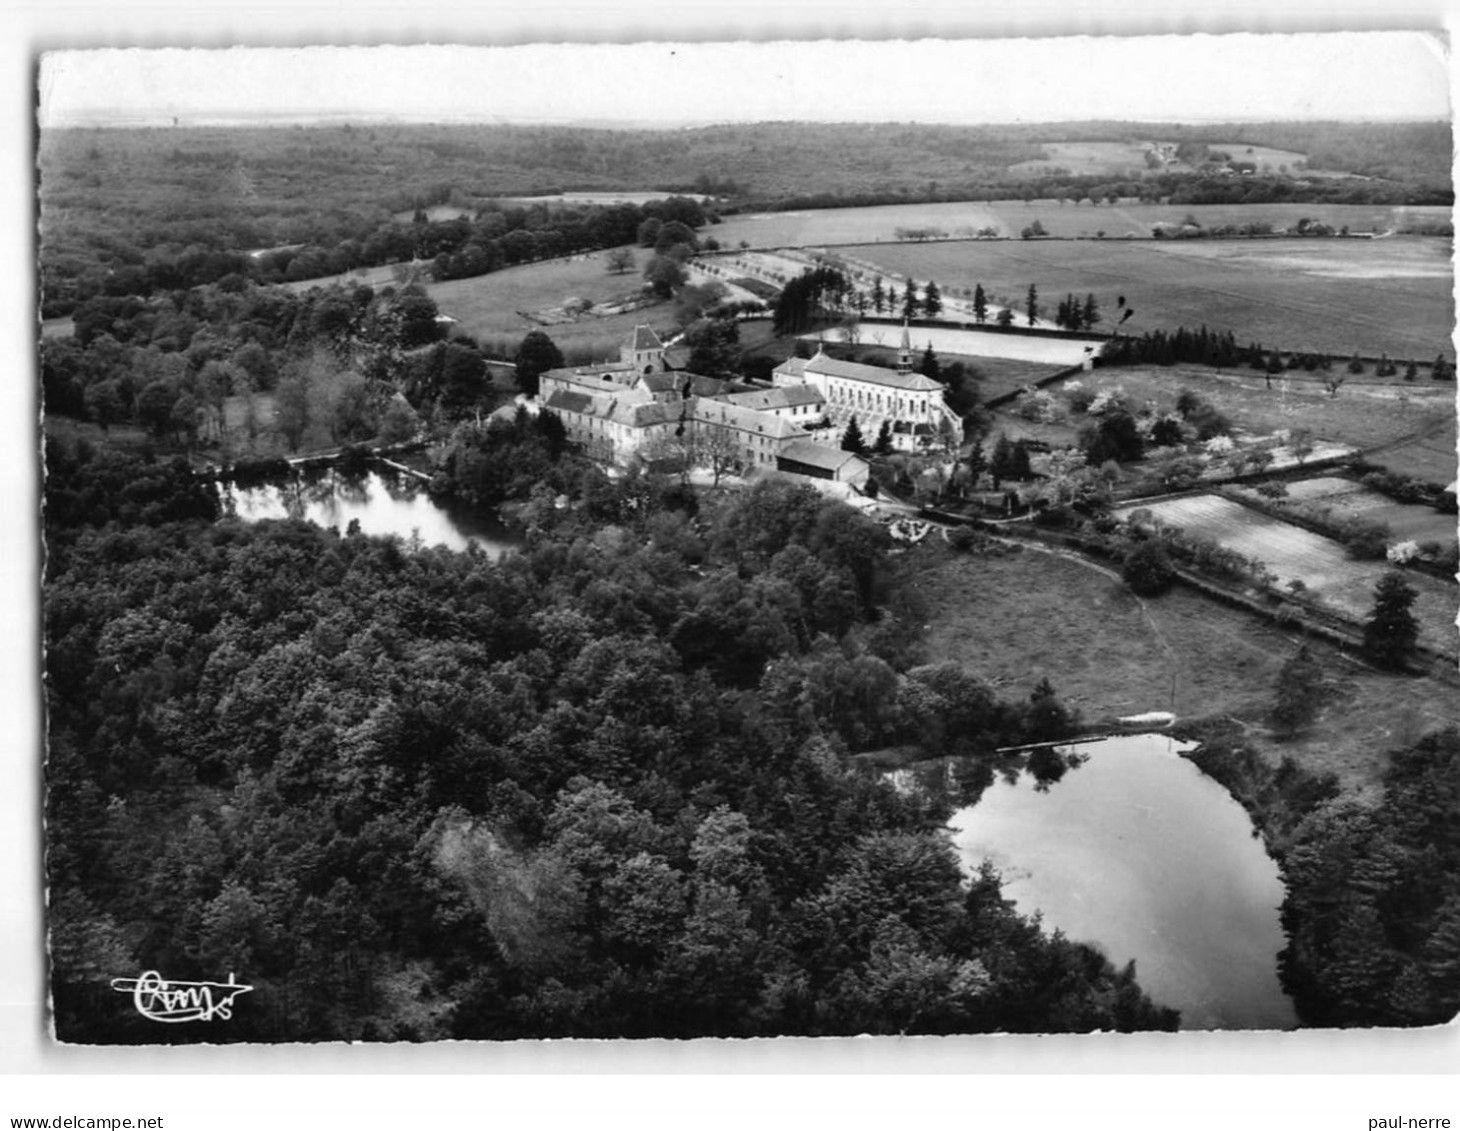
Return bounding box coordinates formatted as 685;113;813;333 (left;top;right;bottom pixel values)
1271;644;1324;735
1122;539;1176;596
1152;454;1205;491
1190;404;1233;441
1014;387;1059;423
1066;386;1097;414
1033;505;1071;529
946;525;978;552
1339;518;1391;560
1087;388;1128;416
1149;417;1184;448
1436;490;1457;515
1175;389;1203;418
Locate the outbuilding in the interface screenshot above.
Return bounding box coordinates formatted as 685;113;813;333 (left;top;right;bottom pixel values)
776;440;871;488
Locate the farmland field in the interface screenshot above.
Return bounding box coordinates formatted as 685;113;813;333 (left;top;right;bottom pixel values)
1049;366;1456;480
499;191;715;207
1250;477;1459;546
277;256;670;360
1007;140;1310;177
422;252;674;358
1370;424;1460;485
1114;493;1457;654
805;324;1093;367
387;204;476;223
913;543;1460;796
839;237;1453;359
713;200;1450;247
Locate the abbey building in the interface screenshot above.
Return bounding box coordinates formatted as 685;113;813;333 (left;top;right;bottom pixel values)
536;323;961;480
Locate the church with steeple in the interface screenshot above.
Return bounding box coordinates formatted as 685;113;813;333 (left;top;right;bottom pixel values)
770;321;963;453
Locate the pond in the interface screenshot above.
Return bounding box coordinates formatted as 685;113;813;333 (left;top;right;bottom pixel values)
217;467;519;558
934;733;1297;1030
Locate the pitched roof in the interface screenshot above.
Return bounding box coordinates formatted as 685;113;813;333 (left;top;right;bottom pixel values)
772;357;808;379
690;399;802;439
543;390;594;415
619;400;683;428
637;372;680;394
685;373;734;397
631;325;664;351
779;440;867;473
718;387;825;412
805;352;944;392
542;361;626;380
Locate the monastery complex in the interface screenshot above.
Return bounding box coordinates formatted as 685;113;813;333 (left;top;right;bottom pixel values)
537;323;963;485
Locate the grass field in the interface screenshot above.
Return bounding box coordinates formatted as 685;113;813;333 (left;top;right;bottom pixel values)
713;201;1451;248
1271;477;1459;545
911;541;1460;798
1114;493;1457;654
838;238;1452;360
808;324;1093;367
1007;140;1311;178
1370;425;1460;485
1006;141;1153;177
274;249;674;359
1047;365;1456;479
388;205;476;223
423;251;676;359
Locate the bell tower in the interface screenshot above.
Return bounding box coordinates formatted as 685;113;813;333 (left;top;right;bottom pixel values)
897;319;913;376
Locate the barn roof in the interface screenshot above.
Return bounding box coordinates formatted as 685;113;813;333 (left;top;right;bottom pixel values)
778;440;867;473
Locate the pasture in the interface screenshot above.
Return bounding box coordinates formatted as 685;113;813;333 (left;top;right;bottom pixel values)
1116;493;1457;654
806;324;1093;367
1202;142;1311;173
913;541;1460;795
423;251;673;359
499;191;715;207
1007;141;1155;177
839;238;1453;360
1049;366;1456;479
712;200;1450;247
1260;477;1458;546
1006;140;1310;178
388;205;476;223
1371;424;1459;485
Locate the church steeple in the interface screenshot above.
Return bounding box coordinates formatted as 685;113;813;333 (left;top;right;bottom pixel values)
897;319;913;375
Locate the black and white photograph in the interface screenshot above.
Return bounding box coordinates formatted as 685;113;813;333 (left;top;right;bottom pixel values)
16;7;1460;1102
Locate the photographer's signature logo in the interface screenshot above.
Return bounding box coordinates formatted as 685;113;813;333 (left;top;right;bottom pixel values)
110;970;253;1023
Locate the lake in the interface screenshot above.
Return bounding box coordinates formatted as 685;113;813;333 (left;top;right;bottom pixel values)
943;733;1297;1030
217;467;519;557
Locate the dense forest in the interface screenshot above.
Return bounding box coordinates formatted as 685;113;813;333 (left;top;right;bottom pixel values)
1180;723;1460;1028
45;433;1189;1042
39;119;1450;315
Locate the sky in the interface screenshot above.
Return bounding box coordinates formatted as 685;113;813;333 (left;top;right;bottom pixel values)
36;31;1452;129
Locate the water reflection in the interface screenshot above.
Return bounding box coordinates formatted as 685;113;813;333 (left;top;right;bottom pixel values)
218;467;518;558
940;734;1297;1030
897;744;1089;811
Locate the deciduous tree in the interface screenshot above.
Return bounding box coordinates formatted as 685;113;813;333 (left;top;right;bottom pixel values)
513;330;565;397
